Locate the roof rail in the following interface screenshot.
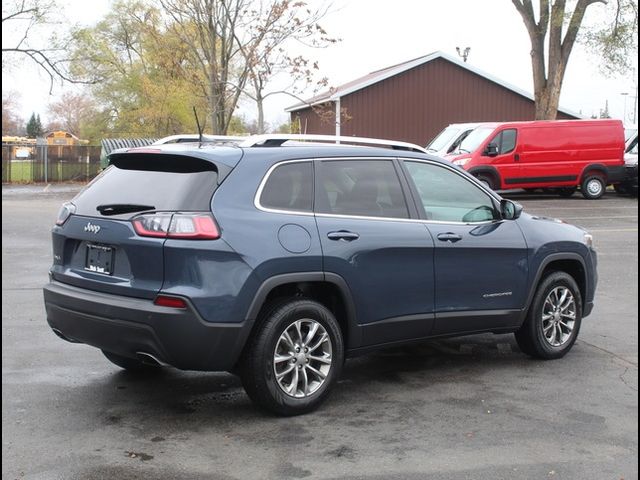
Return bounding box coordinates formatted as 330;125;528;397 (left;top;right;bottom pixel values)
239;134;427;153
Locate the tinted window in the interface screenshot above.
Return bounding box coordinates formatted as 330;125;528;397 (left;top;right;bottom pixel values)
73;157;218;219
488;129;517;155
500;129;517;154
316;160;409;218
260;162;313;212
404;161;498;223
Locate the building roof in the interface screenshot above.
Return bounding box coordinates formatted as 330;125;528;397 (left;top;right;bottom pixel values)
285;50;582;118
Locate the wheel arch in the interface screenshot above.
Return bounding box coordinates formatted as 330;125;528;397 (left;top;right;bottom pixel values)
525;253;587;318
580;164;609;183
244;272;359;349
468;166;502;189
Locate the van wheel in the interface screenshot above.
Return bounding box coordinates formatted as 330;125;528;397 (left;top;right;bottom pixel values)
581;174;606;199
102;350;160;372
515;272;582;359
239;299;344;416
558;187;577;198
476;174;496;190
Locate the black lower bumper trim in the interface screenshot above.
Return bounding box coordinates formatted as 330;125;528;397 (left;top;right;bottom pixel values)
43;281;249;371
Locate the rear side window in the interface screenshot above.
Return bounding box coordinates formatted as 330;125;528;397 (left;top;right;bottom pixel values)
73;154;218;218
260;162;313;212
315;160;409;219
489;129;517;155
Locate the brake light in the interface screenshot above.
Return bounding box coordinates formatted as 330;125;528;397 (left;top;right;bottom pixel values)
55;202;76;226
154;295;187;309
132;213;220;239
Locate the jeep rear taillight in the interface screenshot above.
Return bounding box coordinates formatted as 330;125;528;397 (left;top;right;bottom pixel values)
55;202;76;226
132;213;220;240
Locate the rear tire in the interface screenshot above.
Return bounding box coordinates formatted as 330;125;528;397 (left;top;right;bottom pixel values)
515;272;582;360
102;350;159;372
239;299;344;416
581;174;606;199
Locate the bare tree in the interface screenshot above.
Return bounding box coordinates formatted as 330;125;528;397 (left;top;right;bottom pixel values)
159;0;251;134
512;0;637;119
47;91;98;136
2;0;94;93
2;91;25;135
230;0;337;133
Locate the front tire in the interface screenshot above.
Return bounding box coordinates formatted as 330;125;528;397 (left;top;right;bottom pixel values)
515;272;582;359
239;299;344;416
581;174;606;199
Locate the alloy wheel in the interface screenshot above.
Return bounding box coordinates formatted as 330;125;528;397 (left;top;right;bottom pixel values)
273;319;332;398
541;286;576;347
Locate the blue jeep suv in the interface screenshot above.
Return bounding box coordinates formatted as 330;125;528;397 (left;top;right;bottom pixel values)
43;135;597;415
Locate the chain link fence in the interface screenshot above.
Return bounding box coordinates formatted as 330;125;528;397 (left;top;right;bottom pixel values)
2;144;102;184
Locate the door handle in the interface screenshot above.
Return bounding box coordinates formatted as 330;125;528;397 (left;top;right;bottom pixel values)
437;232;462;243
514;153;520;162
327;230;360;241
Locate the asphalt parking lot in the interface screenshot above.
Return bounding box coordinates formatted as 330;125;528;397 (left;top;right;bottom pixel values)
2;185;637;480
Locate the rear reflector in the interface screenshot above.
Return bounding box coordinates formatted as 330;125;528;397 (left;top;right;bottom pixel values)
132;212;220;239
154;295;187;309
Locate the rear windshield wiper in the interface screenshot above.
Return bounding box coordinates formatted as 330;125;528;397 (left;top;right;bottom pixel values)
97;204;156;216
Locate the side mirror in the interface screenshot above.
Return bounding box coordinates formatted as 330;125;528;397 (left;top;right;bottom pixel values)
501;199;523;220
485;143;499;157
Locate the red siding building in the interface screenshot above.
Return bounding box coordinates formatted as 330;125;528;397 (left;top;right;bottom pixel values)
286;51;579;146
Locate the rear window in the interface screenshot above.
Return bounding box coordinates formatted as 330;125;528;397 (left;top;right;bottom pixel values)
73;154;218;218
260;162;313;212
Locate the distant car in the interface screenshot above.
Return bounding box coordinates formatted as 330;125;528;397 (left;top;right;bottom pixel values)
153;134;246;145
425;123;481;157
615;132;638;196
444;119;626;199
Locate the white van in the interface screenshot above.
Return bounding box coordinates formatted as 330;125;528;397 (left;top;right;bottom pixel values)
425;123;481;157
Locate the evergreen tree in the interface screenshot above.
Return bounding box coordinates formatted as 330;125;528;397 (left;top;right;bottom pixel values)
35;114;44;136
26;113;38;138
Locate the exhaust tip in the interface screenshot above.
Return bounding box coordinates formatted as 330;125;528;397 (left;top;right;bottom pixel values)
51;328;80;343
136;351;171;367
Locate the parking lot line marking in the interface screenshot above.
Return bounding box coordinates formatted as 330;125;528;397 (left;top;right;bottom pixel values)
589;228;639;232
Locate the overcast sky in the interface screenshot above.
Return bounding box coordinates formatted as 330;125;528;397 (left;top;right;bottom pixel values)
2;0;638;131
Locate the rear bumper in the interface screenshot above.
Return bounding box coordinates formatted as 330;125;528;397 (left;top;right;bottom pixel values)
43;281;250;371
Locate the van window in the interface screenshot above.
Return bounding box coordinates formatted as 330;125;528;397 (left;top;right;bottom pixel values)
427;126;462;152
456;126;495;154
488;129;517;155
260;162;313;212
315;160;409;219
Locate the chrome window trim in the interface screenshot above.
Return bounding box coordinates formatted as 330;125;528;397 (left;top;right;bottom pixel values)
254;157;502;226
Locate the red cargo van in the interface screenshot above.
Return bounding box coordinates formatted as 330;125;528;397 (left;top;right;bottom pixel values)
445;119;626;199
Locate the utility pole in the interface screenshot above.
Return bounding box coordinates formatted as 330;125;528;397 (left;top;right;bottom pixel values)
456;47;471;63
621;92;629;122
